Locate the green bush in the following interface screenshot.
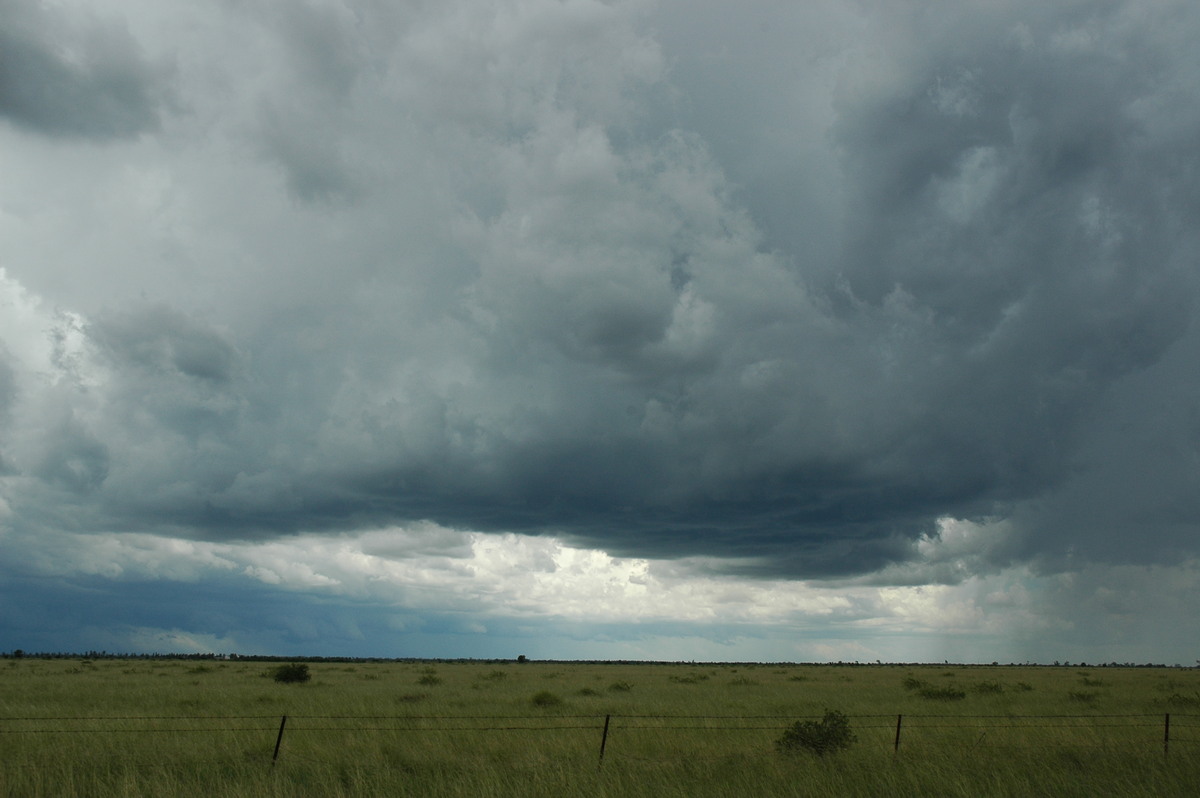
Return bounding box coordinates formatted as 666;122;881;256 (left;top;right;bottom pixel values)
776;710;857;757
531;690;562;706
271;663;311;684
918;686;966;700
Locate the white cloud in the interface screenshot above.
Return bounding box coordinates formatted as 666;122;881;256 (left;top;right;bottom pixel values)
0;513;1080;643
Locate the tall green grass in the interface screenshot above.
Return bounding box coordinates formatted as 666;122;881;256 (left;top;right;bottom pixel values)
2;659;1198;796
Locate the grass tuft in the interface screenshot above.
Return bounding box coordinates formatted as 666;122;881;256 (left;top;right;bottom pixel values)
531;690;562;706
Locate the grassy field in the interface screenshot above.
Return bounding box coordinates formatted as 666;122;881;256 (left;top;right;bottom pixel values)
2;657;1199;796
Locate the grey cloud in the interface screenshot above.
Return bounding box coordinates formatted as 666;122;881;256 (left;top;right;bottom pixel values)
257;102;362;202
90;305;239;385
32;415;110;494
0;349;15;418
250;1;372;202
0;351;19;477
1012;317;1200;568
0;0;168;140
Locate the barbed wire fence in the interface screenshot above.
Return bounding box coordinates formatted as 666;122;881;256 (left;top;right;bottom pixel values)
1;712;1197;769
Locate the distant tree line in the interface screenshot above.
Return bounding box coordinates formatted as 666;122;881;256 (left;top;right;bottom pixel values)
0;650;1192;668
0;650;534;664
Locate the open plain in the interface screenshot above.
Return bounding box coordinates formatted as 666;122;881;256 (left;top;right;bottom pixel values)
2;657;1199;796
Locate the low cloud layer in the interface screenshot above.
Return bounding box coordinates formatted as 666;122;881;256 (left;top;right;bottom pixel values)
2;0;1200;659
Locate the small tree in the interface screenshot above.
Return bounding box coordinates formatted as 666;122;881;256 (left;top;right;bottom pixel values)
776;710;857;757
272;663;311;684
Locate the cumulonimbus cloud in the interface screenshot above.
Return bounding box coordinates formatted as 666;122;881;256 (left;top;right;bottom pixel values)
1;0;1198;583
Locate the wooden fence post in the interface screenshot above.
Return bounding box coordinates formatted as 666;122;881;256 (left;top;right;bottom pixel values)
598;714;611;766
272;715;288;765
894;714;902;753
1164;713;1170;758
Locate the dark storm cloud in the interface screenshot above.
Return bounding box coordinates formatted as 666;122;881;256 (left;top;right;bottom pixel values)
0;0;168;140
1011;317;1200;568
3;0;1200;581
90;304;239;385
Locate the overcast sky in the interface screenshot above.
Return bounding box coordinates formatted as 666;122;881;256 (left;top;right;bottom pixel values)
2;0;1199;664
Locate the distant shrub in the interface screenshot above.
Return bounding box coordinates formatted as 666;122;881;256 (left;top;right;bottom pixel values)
902;676;928;691
918;686;966;701
481;670;508;681
1080;677;1104;687
531;691;562;707
1068;690;1099;703
1015;682;1034;691
417;674;442;686
776;710;857;757
608;681;633;692
729;677;759;686
576;687;600;697
669;674;710;684
396;693;427;703
271;664;311;684
972;681;1004;694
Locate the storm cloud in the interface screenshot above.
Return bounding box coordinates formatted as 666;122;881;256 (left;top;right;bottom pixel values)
1;0;1199;659
0;0;167;139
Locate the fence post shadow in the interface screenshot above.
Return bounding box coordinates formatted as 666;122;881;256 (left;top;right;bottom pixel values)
272;715;288;766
